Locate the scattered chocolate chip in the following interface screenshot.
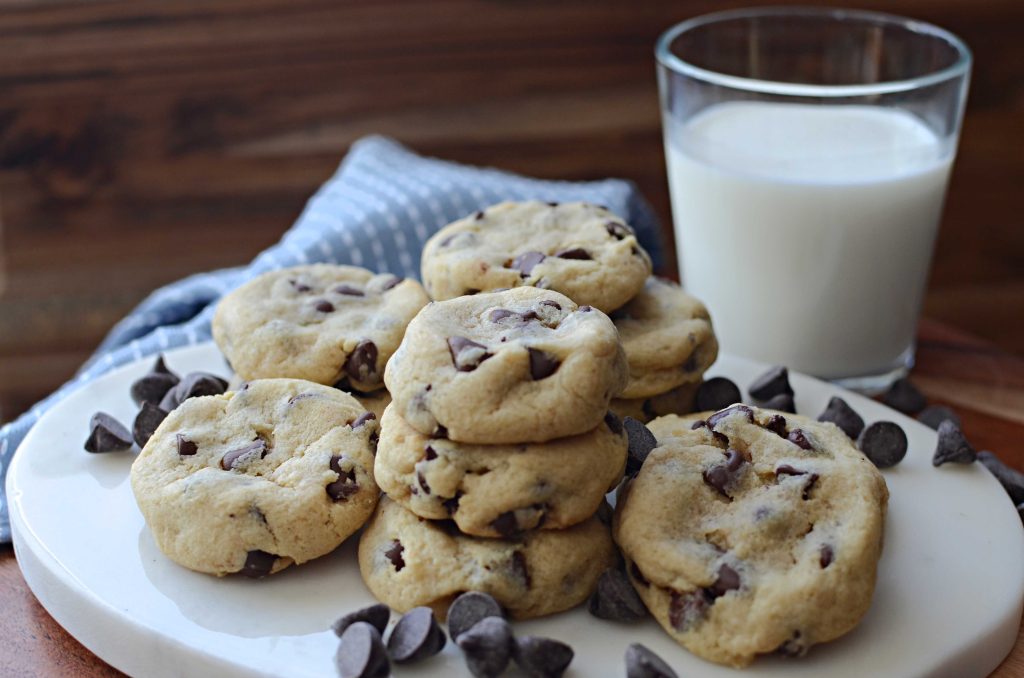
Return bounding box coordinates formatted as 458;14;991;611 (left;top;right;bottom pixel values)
977;452;1024;505
335;621;390;678
351;412;376;429
605;222;632;240
695;378;743;413
384;540;405;571
514;636;574;678
456;616;514;678
706;404;754;428
625;643;677;678
702;449;745;499
588;568;647;621
387;606;446;664
289;279;312;293
933;420;977;466
158;386;182;412
327;455;359;501
221;439;269;470
787;429;814;450
332;603;390;637
448;336;492;372
151;355;177;377
708;564;741;598
132;402;168;448
820;545;834;568
882;377;927;415
84;412;134;453
175;372;229;402
176;433;197;457
130;373;179;407
604;411;623;435
240;550;277;578
490;511;519;538
314;299;335;313
553;247;591;260
857;421;908;468
748;365;793;401
345;341;379;383
447;591;504;641
511;251;546;277
333;284;365;296
763;393;796;413
527;348;560;380
668;589;711;632
817;396;865;440
623;417;657;476
765;414;787;437
917;404;961;430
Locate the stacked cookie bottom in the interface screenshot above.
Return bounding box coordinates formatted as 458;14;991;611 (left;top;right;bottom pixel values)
358;288;630;620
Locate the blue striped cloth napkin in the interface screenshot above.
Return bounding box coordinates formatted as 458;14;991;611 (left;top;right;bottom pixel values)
0;135;664;542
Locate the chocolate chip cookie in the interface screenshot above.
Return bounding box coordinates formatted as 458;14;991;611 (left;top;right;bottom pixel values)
131;379;380;577
614;405;888;667
358;497;616;620
420;201;652;312
374;404;627;537
384;287;628;443
212;264;429;392
612;277;717;400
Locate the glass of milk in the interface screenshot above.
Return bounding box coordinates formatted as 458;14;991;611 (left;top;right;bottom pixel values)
657;8;971;391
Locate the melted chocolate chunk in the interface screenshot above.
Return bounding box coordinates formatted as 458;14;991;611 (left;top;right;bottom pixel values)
577;305;593;312
332;603;390;637
857;421;908;468
510;550;531;589
442;493;462;515
335;621;390;678
787;428;813;450
314;299;335;313
540;300;561;310
554;247;591;260
289;279;311;293
605;221;632;240
447;591;505;641
327;455;359;501
474;210;485;220
381;275;403;291
424;444;438;461
416;470;431;494
333;284;365;296
708;564;741;599
706;404;754;428
84;412;133;453
448;336;492;372
668;589;711;631
820;545;834;568
765;414;788;437
527;348;560;380
514;636;575;678
702;449;746;499
817;396;865;440
387;606;446;664
933;420;978;466
491;511;519;537
344;341;379;383
176;433;197;457
132;402;168;448
690;419;707;430
240;550;277;578
511;251;546;277
221;439;269;470
384;540;405;571
351;411;376;429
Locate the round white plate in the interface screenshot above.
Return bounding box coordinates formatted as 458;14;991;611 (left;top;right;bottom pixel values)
7;342;1024;677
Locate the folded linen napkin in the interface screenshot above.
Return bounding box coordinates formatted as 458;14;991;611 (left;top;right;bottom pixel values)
0;135;663;542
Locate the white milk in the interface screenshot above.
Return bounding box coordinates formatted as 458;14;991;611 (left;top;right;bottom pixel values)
666;102;953;380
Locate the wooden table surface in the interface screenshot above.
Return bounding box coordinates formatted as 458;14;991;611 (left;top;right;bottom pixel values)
1;318;1022;677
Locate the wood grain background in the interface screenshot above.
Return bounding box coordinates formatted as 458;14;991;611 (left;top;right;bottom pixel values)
1;0;1022;423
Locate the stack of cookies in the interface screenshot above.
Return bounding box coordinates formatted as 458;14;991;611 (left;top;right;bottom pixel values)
420;200;718;423
359;286;629;620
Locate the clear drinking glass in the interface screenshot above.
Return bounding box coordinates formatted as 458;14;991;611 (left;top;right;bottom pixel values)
656;7;971;391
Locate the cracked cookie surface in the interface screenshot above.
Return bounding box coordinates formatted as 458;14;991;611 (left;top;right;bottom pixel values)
612;277;718;399
131;379;380;577
384;287;628;443
614;405;888;667
358;497;616;620
375;404;627;537
212;264;429;391
420;201;652;312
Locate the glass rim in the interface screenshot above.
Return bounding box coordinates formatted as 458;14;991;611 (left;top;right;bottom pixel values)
655;6;972;98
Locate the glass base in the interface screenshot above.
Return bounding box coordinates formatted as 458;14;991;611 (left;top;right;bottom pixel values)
828;345;915;395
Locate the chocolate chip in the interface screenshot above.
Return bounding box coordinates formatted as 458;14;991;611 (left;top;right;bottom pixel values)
604;411;623;435
820;545;834;568
448;336;492;372
625;643;677;678
695;378;743;413
817;396;865;440
787;429;814;450
605;222;632;241
327;455;359;501
345;341;379;383
748;365;793;401
176;433;197;457
240;550;277;578
490;511;519;537
774;631;806;657
706;404;754;428
456;616;514;678
882;377;927;415
132;402;168;448
447;591;504;641
289;279;312;293
623;417;657;476
775;465;819;499
474;210;485;220
332;603;390;637
540;300;561;310
553;247;591;260
857;421;908;468
158;386;182;412
314;299;335;313
514;636;574;678
221;439;269;470
510;251;546;277
668;589;711;632
702;449;745;499
416;470;431;494
708;564;741;598
175;372;229;402
765;414;787;437
384;540;405;571
577;305;593;312
510;550;531;589
351;412;376;429
527;348;560;380
380;275;403;291
433;424;448;439
488;309;517;322
424;444;438;461
333;284;365;296
763;393;796;413
387;606;446;663
917;404;961;430
84;412;134;453
977;452;1024;505
151;355;177;377
442;493;462;515
335;621;390;678
588;568;647;621
690;419;706;430
130;373;179;407
933;420;977;466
